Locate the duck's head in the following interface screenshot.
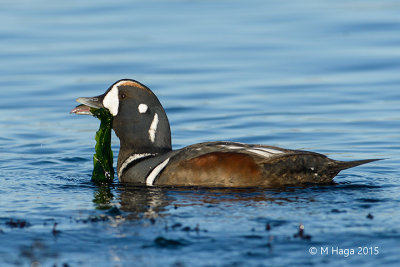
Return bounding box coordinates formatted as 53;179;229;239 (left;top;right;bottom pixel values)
72;79;172;158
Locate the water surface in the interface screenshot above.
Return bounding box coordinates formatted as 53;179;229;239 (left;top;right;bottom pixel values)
0;1;399;266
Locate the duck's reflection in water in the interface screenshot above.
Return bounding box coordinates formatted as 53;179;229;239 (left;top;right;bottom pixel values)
108;185;318;221
118;185;169;220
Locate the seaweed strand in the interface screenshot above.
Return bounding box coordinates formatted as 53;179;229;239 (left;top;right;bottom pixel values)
90;108;114;184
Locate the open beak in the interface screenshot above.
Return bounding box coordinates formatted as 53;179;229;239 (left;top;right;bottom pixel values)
70;95;105;115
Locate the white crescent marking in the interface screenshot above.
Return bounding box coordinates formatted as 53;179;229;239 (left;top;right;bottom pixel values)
146;157;170;186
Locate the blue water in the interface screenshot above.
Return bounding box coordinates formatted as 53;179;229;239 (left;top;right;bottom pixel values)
1;0;400;266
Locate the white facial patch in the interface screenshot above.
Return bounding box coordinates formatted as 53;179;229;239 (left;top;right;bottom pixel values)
138;103;148;114
148;113;159;143
103;86;119;116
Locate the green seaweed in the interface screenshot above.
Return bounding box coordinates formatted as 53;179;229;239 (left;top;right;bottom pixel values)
90;108;114;184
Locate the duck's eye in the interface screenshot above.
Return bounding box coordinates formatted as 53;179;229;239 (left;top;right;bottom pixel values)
121;93;127;99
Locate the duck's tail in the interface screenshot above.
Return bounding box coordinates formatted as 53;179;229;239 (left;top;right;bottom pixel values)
330;158;381;175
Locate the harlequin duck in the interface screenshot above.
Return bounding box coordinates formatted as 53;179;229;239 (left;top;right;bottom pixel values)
71;79;379;187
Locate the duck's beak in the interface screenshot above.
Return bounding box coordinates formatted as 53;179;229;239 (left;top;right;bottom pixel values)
70;95;105;115
70;104;93;115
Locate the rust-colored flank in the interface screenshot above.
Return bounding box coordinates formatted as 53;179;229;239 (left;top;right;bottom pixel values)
163;152;263;186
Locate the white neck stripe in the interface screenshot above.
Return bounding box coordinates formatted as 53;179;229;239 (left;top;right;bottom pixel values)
148;113;159;143
118;153;156;178
146;157;170;186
